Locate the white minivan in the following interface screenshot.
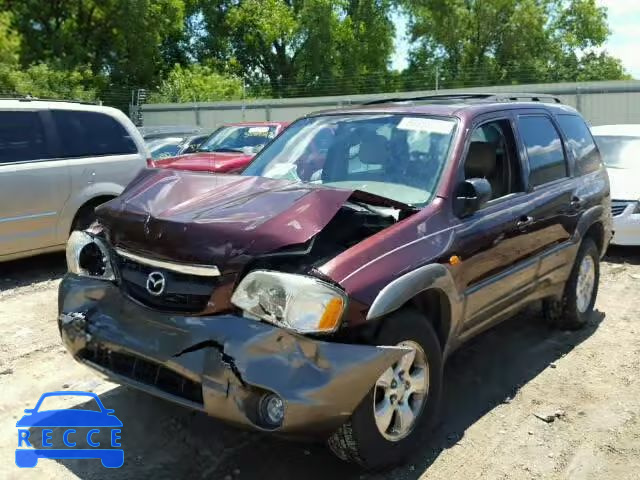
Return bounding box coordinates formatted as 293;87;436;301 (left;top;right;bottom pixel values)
0;98;148;262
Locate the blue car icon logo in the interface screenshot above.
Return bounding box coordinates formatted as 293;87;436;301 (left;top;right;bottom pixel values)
16;391;123;468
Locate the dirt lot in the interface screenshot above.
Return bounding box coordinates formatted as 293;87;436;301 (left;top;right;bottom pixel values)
1;249;639;480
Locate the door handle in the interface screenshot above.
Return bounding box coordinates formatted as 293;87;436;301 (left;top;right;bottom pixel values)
516;215;534;231
570;196;582;209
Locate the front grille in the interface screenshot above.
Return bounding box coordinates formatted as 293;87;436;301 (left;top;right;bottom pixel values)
81;346;204;405
611;200;634;217
114;253;219;313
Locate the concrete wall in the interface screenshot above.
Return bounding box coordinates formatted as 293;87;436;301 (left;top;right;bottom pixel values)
141;80;640;130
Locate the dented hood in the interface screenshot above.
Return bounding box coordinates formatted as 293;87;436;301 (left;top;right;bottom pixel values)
97;169;359;270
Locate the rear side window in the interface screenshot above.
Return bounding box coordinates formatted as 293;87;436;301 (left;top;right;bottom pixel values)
52;110;137;157
556;115;601;174
0;111;50;163
518;116;567;187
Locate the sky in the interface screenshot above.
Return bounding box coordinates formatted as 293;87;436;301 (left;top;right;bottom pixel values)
391;0;640;79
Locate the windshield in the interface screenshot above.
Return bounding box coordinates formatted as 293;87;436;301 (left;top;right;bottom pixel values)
198;125;279;154
243;114;456;206
148;137;184;159
594;135;640;169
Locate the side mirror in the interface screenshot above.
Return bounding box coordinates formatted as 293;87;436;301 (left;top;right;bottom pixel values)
454;178;492;217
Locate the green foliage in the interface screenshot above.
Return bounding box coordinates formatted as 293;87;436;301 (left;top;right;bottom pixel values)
0;11;20;65
0;11;97;100
0;0;633;104
1;0;186;87
402;0;630;89
149;64;244;102
195;0;396;97
0;64;98;100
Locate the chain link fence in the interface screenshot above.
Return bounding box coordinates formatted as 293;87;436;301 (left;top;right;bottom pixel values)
3;75;640;129
139;79;640;130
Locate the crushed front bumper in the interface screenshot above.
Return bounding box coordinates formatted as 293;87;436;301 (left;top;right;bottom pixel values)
58;275;407;435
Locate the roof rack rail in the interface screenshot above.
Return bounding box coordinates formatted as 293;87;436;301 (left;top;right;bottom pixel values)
0;95;98;105
362;92;562;105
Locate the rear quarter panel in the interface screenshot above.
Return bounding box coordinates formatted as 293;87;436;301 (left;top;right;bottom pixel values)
57;156;145;242
55;108;147;242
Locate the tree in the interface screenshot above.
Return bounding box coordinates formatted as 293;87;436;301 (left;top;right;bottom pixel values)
149;64;244;102
1;11;97;100
191;0;396;97
1;0;187;87
401;0;630;89
0;11;20;66
2;64;98;100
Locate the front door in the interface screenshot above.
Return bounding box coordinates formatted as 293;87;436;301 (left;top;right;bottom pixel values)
449;115;540;328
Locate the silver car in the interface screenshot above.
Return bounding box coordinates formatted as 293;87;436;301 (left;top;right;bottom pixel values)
0;99;147;262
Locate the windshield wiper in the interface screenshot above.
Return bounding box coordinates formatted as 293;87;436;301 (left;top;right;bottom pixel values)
349;190;419;213
212;147;244;153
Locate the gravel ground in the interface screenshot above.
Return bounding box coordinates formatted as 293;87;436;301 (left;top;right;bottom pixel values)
1;249;639;480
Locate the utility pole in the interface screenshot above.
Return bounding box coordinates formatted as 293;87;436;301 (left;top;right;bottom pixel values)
241;78;246;121
435;66;439;91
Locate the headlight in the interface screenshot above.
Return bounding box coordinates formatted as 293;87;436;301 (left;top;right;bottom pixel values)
66;231;115;281
231;270;346;334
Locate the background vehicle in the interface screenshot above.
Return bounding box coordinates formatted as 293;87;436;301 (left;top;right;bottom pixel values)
149;121;289;173
0;98;147;262
147;134;210;160
591;124;640;245
59;94;611;470
138;125;204;141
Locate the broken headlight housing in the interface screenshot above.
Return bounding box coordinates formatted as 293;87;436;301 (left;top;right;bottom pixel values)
66;231;115;281
231;270;346;334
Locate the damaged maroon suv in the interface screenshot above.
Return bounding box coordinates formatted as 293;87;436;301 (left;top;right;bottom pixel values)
59;93;612;469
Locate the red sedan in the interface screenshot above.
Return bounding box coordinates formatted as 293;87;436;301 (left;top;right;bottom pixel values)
148;122;289;174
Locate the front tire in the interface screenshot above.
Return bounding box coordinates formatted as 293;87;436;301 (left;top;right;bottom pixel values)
544;238;600;330
327;308;443;469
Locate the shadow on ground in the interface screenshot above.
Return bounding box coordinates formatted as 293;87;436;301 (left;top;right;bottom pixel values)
604;245;640;265
1;252;66;292
31;304;604;479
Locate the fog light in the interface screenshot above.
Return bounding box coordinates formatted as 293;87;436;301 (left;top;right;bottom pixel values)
259;393;284;427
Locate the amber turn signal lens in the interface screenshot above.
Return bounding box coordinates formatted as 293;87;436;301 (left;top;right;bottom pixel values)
449;255;461;266
318;297;345;331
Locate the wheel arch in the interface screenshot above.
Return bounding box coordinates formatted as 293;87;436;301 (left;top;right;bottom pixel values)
583;221;605;256
408;288;452;352
69;195;117;233
366;264;463;354
573;205;608;257
56;182;124;241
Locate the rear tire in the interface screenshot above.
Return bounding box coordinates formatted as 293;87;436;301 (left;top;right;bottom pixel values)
327;308;443;470
544;238;599;330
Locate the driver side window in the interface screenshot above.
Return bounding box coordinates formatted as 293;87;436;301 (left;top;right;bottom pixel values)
464;119;523;201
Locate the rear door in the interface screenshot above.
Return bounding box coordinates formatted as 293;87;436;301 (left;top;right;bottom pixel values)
513;112;578;286
0;109;71;256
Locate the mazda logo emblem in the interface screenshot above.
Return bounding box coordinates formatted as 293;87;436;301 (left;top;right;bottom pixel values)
146;271;166;296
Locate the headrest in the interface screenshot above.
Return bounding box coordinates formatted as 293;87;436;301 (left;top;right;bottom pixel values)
465;142;496;178
358;133;390;165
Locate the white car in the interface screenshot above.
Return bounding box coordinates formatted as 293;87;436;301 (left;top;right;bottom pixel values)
591;124;640;246
0;98;148;262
